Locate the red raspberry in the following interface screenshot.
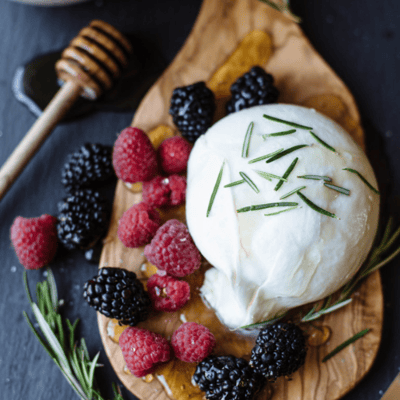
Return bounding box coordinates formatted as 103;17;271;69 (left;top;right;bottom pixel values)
112;127;158;183
168;175;186;206
171;322;216;363
142;175;186;208
119;327;171;377
10;214;58;270
144;220;201;277
147;273;190;312
118;202;160;248
158;136;191;174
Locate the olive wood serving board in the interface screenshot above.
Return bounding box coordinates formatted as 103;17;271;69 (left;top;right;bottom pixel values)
98;1;383;399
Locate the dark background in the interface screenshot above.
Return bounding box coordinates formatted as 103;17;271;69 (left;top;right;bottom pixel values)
0;0;399;399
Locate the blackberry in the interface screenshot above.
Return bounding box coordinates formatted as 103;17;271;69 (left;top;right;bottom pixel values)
249;322;307;381
83;267;151;326
61;143;114;191
193;355;263;400
226;66;279;114
169;81;215;143
57;189;110;250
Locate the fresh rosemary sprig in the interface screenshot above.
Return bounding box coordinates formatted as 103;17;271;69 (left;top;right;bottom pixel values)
248;148;284;164
224;179;245;188
266;144;308;163
262;129;296;139
237;202;298;213
301;296;353;322
322;328;370;363
297;175;332;182
274;157;299;191
324;182;350;196
343;168;380;194
239;171;260;193
23;268;124;400
301;215;400;322
242;122;254;158
207;161;225;217
263;114;312;130
297;191;338;219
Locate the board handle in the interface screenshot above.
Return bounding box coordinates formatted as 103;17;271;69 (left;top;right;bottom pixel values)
0;81;81;201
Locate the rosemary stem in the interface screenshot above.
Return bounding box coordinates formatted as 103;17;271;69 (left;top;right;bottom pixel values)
381;225;400;254
361;244;400;277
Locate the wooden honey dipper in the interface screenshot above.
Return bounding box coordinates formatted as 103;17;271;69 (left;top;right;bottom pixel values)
0;20;132;201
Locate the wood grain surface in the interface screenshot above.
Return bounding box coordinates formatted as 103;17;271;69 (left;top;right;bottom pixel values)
98;1;383;399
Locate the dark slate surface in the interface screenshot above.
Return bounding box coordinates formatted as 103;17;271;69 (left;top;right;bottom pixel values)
0;1;399;399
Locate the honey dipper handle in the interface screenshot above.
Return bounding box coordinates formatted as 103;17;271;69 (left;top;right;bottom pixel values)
0;81;81;201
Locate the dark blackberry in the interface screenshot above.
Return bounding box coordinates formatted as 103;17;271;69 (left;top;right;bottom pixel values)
249;322;307;381
83;267;151;326
226;66;279;114
169;81;215;143
61;143;114;192
193;355;263;400
57;189;110;250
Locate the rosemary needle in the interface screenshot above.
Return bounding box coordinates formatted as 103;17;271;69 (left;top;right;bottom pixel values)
224;179;245;188
265;206;298;216
239;171;259;193
248;148;284;164
207;161;225;217
274;157;299;191
263;114;313;130
297;191;339;219
322;329;370;362
266;145;308;163
309;131;336;153
343;168;380;194
237;202;298;213
324;182;351;196
239;312;288;330
297;175;332;182
262;129;296;139
280;185;306;200
254;170;287;182
242;121;254;158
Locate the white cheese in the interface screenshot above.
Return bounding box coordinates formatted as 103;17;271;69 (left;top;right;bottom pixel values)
186;104;379;329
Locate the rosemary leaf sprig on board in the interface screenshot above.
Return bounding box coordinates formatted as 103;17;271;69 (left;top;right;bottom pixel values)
23;268;125;400
322;329;370;362
301;216;400;322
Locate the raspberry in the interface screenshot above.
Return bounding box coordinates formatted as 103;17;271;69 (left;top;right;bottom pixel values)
112;127;158;183
168;175;187;206
144;219;201;277
158;136;192;174
10;214;58;270
142;175;186;208
171;322;215;363
147;274;190;312
117;202;160;248
119;327;171;377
